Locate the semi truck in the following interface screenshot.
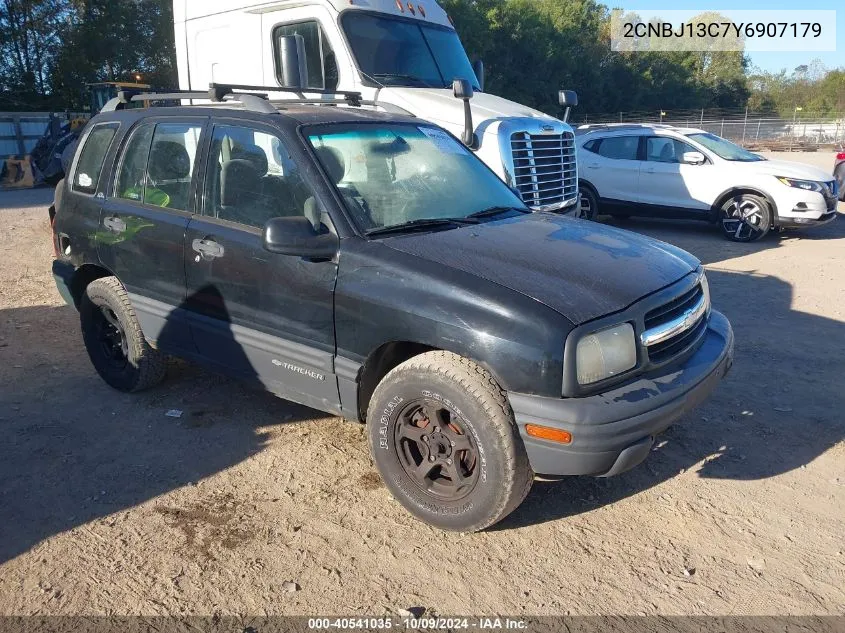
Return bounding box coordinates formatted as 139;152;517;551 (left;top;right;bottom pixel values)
173;0;580;214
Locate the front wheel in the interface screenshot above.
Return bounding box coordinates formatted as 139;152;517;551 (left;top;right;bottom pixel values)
580;186;599;221
367;351;533;532
720;194;771;242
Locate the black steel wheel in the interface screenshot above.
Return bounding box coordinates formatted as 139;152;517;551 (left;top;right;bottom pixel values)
394;399;480;502
80;277;166;392
720;194;771;242
367;351;533;532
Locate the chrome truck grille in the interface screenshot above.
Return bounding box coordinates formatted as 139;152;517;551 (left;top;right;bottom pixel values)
641;281;710;364
510;131;578;211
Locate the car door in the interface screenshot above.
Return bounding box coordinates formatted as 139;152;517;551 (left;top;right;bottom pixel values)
638;136;712;215
97;117;207;354
581;135;642;207
183;119;340;412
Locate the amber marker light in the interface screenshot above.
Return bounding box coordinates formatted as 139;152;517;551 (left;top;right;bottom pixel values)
525;424;573;445
396;0;404;11
418;4;426;16
407;2;416;14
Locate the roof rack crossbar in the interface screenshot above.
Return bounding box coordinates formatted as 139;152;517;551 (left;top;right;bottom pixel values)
210;82;363;107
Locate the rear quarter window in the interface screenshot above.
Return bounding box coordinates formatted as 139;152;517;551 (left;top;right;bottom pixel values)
72;123;119;194
596;136;640;161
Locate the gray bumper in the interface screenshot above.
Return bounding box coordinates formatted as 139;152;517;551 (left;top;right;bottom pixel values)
509;310;734;477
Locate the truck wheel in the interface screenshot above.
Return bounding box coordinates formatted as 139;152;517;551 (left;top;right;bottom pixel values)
367;351;533;532
80;277;166;393
720;194;771;242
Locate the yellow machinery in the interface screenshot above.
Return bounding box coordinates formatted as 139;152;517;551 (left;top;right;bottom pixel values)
1;81;150;189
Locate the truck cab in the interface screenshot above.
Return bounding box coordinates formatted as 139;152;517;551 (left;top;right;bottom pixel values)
173;0;580;214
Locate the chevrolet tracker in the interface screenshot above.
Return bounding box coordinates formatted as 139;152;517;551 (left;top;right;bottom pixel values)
50;85;733;531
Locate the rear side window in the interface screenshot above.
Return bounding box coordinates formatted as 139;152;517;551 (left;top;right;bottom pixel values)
116;122;203;211
73;124;118;194
596;136;640;161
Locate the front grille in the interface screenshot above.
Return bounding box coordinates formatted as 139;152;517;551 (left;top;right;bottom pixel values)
510;131;577;209
643;282;708;364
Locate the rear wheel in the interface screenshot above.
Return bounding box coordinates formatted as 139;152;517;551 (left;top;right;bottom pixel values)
720;194;771;242
367;351;533;532
80;277;166;392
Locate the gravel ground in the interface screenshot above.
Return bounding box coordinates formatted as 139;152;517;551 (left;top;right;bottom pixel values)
1;152;844;617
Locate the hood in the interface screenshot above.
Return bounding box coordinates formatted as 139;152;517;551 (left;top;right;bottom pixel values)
383;214;699;325
736;158;834;181
377;87;555;131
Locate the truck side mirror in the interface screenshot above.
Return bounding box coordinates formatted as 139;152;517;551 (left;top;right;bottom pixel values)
278;34;309;90
453;79;478;150
559;90;578;123
472;59;485;93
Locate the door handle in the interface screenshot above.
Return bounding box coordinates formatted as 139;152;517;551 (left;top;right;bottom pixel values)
192;238;225;260
645;167;656;174
103;216;126;233
586;163;600;170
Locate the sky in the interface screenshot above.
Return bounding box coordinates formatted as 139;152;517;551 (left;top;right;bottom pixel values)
611;0;844;74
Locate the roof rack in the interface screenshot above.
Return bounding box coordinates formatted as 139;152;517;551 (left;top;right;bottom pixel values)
574;123;676;134
101;83;369;115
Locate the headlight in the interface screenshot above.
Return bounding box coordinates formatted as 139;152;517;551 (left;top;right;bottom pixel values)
776;177;824;193
576;323;637;386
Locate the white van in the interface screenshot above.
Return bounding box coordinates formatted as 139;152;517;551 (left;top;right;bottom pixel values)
173;0;580;214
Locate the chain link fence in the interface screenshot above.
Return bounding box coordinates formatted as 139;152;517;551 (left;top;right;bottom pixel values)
575;109;845;151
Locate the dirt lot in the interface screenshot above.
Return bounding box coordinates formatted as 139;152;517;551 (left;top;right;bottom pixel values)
1;153;844;617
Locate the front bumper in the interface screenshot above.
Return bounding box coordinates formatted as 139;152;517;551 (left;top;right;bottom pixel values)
508;310;734;477
777;210;838;228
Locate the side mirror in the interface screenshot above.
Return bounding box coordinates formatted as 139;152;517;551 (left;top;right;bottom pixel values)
453;78;478;149
559;90;578;123
277;34;308;89
681;151;706;165
472;59;485;93
263;216;337;259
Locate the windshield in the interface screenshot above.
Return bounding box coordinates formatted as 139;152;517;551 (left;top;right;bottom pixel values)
686;132;765;162
341;13;480;90
306;124;525;234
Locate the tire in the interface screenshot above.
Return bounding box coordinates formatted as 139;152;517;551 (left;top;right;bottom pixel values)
720;193;771;242
580;185;599;221
835;167;845;201
80;277;167;393
367;351;533;532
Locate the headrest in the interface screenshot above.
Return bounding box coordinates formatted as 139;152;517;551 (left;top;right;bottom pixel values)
148;141;191;181
231;143;269;177
221;159;262;208
315;146;345;185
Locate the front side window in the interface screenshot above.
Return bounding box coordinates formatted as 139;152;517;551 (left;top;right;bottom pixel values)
73;124;118;194
645;137;698;163
306;123;525;233
205;124;315;229
116;122;202;211
274;21;338;91
596;136;640;161
342;13;479;90
686;132;764;162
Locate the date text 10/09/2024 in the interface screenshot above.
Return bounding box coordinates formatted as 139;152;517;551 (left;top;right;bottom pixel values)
308;618;529;630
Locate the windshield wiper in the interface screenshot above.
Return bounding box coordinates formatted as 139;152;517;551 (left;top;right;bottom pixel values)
371;73;433;87
467;206;531;220
366;217;477;238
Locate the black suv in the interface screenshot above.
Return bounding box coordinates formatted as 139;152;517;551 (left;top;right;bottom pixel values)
50;86;733;532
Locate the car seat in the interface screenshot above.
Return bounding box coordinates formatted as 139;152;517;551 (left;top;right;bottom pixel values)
147;141;191;209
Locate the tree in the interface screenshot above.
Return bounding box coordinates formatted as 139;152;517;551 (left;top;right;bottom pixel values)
0;0;71;108
51;0;176;109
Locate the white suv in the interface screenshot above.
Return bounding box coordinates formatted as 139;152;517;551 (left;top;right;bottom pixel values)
575;124;839;242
